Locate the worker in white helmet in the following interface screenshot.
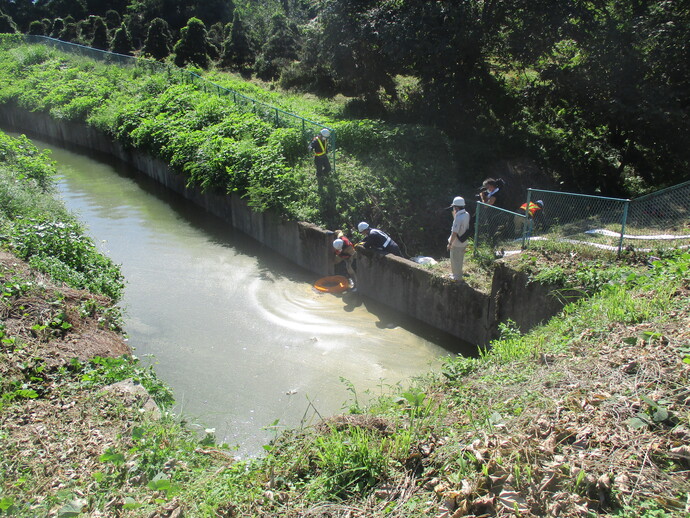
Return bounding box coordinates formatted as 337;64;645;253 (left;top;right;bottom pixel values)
447;196;471;281
332;230;357;290
309;128;331;177
357;222;402;257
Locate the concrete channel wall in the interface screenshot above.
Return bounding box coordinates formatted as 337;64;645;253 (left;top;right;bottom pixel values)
0;105;569;346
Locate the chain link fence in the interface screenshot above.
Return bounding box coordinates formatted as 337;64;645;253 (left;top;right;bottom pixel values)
622;180;690;252
19;35;336;169
474;181;690;256
473;203;526;254
522;189;630;253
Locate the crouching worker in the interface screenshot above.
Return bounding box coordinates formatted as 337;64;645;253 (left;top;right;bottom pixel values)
357;222;402;257
332;231;357;290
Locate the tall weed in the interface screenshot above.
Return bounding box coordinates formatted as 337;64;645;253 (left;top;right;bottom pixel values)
310;426;390;499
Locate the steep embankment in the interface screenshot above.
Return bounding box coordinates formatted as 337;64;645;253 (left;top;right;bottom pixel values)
2;41;689;518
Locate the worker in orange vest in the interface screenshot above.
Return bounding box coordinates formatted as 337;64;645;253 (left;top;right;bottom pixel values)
309;128;331;177
515;199;544;236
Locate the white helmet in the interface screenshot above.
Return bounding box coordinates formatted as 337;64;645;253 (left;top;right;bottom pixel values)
333;238;344;250
357;222;369;232
320;128;331;138
451;196;465;208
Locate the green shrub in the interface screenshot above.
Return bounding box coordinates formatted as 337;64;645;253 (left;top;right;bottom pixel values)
0;42;464;254
266;127;303;165
0;132;56;191
7;218;124;300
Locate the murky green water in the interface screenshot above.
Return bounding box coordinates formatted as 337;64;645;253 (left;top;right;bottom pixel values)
12;134;464;456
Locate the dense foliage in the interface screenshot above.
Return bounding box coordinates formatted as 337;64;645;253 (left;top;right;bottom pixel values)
0;41;459;255
0;0;688;196
0;130;124;300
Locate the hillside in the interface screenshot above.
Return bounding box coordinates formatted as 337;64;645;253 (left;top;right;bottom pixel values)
0;39;466;256
1;7;689;515
2;0;689;197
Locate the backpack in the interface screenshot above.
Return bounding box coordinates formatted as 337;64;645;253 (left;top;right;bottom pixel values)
458;212;474;243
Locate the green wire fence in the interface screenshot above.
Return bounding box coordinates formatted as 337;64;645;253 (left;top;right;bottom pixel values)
8;34;689;256
474;181;690;256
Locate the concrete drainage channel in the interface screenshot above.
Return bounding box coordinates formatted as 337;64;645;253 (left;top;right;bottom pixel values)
0;105;571;346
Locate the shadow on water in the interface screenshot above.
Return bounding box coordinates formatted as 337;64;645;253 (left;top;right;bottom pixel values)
24;130;473;355
130;169;475;357
4;126;478;359
135;180;476;357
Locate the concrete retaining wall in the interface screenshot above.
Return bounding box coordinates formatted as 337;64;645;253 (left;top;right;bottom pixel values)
355;250;492;345
0;105;569;345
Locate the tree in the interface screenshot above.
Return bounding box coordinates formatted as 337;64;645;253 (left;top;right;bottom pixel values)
58;21;78;42
0;0;37;31
49;17;64;38
104;9;121;31
314;0;397;101
28;19;46;35
142;17;173;60
506;0;690;192
110;23;133;55
77;15;97;44
90;16;110;50
123;13;146;49
128;0;194;34
206;21;224;51
46;0;86;21
0;12;18;33
255;13;298;80
84;0;129;17
220;12;253;73
191;0;234;27
173;17;210;69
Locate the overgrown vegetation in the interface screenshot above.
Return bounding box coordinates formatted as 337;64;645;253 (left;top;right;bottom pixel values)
0;130;124;299
1;128;689;516
0;39;462;256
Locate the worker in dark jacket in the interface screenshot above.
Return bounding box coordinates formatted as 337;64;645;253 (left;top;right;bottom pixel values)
479;178;506;209
357;222;402;257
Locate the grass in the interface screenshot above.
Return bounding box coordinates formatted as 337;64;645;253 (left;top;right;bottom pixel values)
2;220;689;516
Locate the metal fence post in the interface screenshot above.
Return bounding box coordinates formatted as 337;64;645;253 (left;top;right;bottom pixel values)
331;131;336;174
522;189;533;249
618;199;630;255
473;202;481;256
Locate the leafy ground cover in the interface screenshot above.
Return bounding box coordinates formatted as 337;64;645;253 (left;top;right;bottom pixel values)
2;247;688;517
0;38;463;257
